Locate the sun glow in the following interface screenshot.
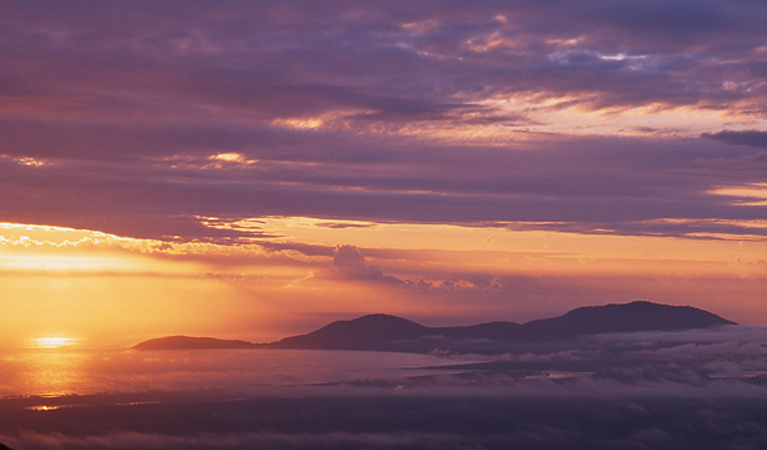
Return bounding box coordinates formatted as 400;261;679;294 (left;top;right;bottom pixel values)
0;253;143;272
30;336;78;349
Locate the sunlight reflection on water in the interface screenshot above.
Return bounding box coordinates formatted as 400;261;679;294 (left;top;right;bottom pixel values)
29;336;78;349
0;347;459;398
25;350;88;397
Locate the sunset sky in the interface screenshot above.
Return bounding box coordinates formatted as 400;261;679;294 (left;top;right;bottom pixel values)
2;1;767;346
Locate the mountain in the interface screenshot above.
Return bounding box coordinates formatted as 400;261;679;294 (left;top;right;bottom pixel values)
517;301;736;341
131;335;261;351
268;301;734;351
132;301;735;352
267;316;526;352
269;314;430;351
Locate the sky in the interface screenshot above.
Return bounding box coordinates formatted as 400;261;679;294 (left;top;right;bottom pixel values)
2;1;767;346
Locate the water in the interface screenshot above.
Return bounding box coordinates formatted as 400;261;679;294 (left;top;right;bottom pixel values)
6;330;767;449
0;346;457;399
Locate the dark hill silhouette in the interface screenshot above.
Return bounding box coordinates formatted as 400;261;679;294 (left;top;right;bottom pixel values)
132;335;261;351
268;301;734;351
270;314;428;351
517;301;735;341
133;301;735;352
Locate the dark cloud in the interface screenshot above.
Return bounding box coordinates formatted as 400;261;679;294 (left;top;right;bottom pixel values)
584;0;742;37
2;1;765;117
1;2;766;240
313;245;402;283
2;133;767;241
702;130;767;149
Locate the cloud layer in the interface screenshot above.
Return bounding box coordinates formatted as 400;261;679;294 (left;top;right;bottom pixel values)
0;1;766;241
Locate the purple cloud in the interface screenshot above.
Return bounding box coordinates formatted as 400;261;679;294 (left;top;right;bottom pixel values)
702;130;767;149
0;2;765;241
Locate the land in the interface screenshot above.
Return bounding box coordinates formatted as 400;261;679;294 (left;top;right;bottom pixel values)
133;301;735;353
131;335;260;351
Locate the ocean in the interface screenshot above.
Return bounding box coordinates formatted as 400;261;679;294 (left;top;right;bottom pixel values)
0;346;459;400
5;329;767;449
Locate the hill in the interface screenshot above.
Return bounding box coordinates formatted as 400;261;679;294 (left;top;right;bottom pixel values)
270;314;429;351
517;301;735;341
268;301;734;351
131;335;261;351
133;301;735;352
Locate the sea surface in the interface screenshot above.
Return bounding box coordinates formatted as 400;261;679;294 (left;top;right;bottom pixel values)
5;329;767;449
0;345;461;399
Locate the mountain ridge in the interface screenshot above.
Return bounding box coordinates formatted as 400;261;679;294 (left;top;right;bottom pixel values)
132;335;261;351
132;301;736;352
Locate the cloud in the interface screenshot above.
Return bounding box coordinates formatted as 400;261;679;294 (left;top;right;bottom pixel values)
0;1;766;244
2;1;765;126
2;134;766;241
313;245;401;283
1;431;484;450
702;130;767;149
404;276;503;294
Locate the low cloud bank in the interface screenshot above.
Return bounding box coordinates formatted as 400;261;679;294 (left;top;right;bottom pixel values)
5;396;767;450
